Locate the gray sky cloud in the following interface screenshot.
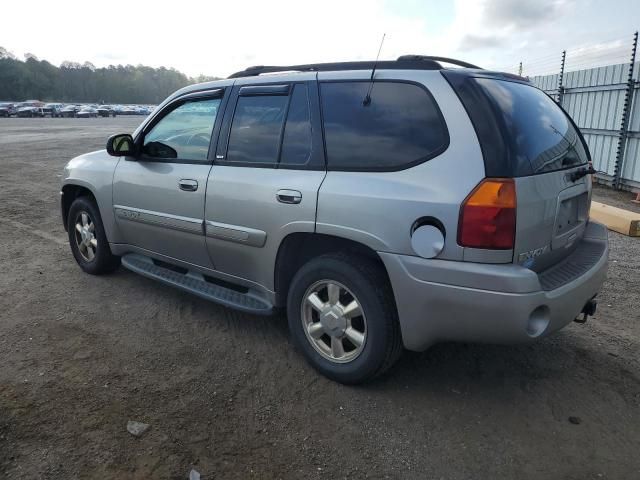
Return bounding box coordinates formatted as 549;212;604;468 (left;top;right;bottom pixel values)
1;0;638;77
459;34;506;51
483;0;567;29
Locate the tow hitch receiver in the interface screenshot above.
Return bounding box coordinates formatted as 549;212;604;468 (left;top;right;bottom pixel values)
575;298;597;324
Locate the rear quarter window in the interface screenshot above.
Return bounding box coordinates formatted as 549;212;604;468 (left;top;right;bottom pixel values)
320;81;448;171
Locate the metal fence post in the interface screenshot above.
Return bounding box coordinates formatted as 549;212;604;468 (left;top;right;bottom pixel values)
613;31;638;190
557;50;566;105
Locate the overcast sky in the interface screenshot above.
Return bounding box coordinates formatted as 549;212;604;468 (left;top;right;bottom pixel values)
2;0;639;77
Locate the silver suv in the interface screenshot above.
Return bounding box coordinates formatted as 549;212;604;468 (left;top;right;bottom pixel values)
61;56;609;384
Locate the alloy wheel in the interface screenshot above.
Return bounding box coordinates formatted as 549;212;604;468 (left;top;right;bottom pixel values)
301;280;367;363
74;211;97;261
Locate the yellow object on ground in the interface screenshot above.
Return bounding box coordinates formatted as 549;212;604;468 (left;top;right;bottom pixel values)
590;201;640;237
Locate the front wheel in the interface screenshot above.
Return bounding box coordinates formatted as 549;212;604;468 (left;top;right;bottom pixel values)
287;253;402;384
67;196;120;274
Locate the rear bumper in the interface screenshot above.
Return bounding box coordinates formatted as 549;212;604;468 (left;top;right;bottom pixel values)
380;221;609;351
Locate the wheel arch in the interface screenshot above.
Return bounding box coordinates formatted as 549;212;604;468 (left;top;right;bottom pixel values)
273;232;394;308
61;183;98;232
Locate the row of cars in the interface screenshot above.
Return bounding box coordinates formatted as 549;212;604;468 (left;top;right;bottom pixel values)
0;101;155;118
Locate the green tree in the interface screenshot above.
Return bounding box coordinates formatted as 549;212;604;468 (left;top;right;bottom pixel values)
0;47;221;103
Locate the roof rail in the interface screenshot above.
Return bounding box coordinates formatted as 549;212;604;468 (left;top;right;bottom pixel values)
227;56;479;79
396;55;482;69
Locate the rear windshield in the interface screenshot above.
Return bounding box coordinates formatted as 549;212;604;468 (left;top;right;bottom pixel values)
444;73;589;177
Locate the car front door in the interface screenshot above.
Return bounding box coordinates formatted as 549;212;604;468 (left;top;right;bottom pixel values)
112;87;230;268
204;75;326;291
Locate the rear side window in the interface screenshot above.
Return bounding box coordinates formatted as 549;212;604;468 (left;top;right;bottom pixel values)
227;95;288;164
320;81;448;170
226;84;313;166
280;84;312;165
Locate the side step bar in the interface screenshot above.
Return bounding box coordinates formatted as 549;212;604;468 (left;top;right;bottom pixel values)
121;254;273;315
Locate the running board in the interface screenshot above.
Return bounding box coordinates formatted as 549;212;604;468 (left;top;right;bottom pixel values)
121;254;273;315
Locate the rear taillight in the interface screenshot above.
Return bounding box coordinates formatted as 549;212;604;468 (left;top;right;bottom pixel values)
458;178;516;250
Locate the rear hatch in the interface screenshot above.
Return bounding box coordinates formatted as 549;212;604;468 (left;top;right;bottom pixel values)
443;70;592;271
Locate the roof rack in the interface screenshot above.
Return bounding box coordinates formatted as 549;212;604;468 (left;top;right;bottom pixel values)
396;55;481;69
227;56;481;79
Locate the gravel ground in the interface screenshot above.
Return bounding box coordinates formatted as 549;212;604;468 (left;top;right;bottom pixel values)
592;183;640;214
0;118;639;480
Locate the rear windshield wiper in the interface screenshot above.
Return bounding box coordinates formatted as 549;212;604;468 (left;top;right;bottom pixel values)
569;166;597;182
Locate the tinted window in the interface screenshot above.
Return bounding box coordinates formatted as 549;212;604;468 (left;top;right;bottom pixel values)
475;78;588;175
143;98;220;161
320;82;448;170
227;94;288;164
280;84;312;165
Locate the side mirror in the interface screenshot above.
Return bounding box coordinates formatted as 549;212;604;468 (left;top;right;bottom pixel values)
106;133;135;157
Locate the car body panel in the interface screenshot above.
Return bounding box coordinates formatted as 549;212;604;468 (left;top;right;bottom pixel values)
380;221;608;351
112;159;214;268
204;166;326;291
62;150;123;242
513;171;591;271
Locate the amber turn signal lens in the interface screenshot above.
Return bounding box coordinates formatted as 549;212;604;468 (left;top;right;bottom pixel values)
458;178;516;250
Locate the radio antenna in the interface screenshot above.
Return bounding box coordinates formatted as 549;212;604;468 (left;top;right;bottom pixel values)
363;33;386;106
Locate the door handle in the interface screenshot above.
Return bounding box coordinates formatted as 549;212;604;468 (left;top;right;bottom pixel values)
179;179;198;192
276;189;302;204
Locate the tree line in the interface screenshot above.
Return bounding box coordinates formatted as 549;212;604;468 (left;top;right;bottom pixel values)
0;48;220;104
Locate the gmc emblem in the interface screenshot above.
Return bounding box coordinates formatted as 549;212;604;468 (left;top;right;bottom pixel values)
518;245;549;263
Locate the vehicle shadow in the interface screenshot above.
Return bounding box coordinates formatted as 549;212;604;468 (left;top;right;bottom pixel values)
112;268;639;404
366;332;639;402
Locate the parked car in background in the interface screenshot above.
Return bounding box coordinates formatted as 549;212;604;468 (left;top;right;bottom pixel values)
60;56;609;384
76;107;98;118
16;105;46;117
135;106;153;115
60;105;80;118
97;105;116;117
0;103;17;117
43;103;64;117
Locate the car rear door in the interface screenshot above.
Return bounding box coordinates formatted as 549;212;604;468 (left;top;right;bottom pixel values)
112;87;230;268
204;74;326;291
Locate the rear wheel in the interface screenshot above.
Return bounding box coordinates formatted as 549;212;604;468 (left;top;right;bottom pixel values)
287;253;402;384
67;196;120;274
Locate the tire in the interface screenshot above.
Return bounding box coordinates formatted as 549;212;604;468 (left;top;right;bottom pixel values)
287;253;403;384
67;196;120;275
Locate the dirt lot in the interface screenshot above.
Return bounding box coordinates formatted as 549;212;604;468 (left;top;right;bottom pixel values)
0;118;639;479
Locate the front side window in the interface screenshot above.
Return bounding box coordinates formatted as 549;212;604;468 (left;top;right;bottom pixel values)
143;98;220;161
320;81;448;170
